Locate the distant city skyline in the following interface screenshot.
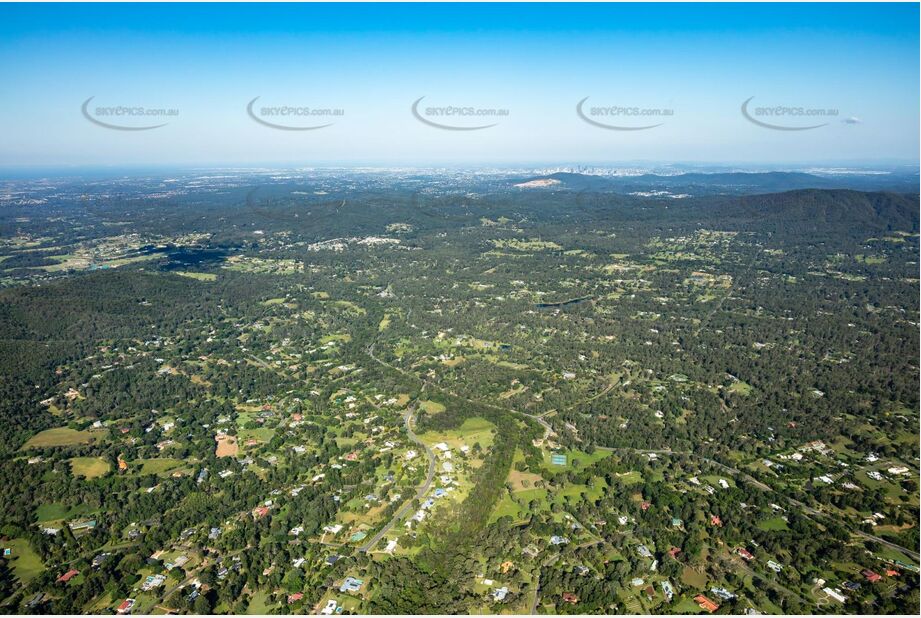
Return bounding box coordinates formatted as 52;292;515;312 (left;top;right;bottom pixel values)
0;2;918;167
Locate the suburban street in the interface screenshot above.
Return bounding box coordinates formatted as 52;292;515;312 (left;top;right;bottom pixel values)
358;406;436;553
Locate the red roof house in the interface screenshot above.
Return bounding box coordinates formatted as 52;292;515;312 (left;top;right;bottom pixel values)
287;592;304;604
562;592;579;604
694;594;720;613
116;598;135;614
862;569;882;583
57;569;79;583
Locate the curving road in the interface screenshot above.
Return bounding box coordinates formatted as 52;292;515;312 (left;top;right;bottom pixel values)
358;406;436;553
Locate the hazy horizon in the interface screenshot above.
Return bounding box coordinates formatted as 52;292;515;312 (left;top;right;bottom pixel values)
1;160;918;177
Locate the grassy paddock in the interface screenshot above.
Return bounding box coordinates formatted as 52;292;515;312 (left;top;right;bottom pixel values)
135;458;186;476
5;538;44;583
70;456;110;478
22;427;97;449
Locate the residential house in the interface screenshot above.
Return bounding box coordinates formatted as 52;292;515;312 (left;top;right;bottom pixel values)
694;594;720;613
320;600;338;615
57;569;79;583
711;587;736;600
116;599;136;615
340;577;363;593
862;569;882;583
660;580;674;601
823;587;847;603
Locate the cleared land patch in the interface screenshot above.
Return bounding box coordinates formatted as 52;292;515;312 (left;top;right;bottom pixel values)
419;400;446;415
6;538;44;584
173;271;217;281
419;416;496;452
508;468;543;492
70;456;110;479
22;427;97;449
35;502;91;523
215;434;239;457
135;458;186;476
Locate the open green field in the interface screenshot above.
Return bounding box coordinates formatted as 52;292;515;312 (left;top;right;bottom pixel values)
246;589;277;614
173;271;217;281
35;501;93;523
70;456;110;478
490;495;521;522
36;502;71;522
419;416;496;451
757;516;790;531
515;488;549;506
540;447;611;473
135;458;185;476
22;427;97;449
489;485;550;523
329;299;366;315
418;399;446;414
554;477;608;506
680;565;709;588
239;427;276;444
616;470;644;485
5;538;44;584
727;380;753;396
320;333;352;344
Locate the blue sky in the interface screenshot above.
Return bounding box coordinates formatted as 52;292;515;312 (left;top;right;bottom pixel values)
0;2;917;168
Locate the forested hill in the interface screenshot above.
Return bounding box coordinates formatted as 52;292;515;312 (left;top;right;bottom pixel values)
730;189;920;233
